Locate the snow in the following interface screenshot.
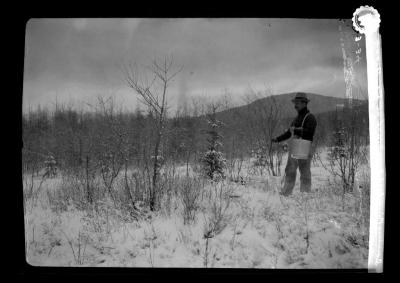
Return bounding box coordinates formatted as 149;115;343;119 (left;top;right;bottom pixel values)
24;149;369;268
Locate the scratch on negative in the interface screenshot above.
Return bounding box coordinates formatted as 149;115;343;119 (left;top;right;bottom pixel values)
377;66;383;147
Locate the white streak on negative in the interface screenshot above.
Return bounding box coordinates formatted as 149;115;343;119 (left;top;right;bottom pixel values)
353;6;385;273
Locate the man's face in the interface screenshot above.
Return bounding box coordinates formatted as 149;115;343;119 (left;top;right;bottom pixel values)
294;100;307;112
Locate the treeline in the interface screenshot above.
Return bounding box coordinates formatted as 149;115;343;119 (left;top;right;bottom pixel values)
22;100;205;176
22;95;369;179
22;95;285;181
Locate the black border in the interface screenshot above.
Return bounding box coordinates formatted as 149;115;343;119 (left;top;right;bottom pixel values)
8;0;394;279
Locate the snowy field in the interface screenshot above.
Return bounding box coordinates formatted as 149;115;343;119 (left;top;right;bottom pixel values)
23;149;370;268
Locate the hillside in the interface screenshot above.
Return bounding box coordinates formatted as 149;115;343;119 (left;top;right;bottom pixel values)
217;92;366;120
204;92;369;147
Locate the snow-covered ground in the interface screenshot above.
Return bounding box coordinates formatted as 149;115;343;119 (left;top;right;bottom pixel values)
23;150;369;268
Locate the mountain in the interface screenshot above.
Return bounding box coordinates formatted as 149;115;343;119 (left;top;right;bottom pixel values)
217;92;366;120
207;92;369;146
187;92;368;147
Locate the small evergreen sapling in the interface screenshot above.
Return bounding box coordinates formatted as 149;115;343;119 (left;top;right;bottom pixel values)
201;112;226;181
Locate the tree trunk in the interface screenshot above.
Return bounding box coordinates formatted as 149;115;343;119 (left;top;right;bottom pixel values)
150;79;168;211
186;151;191;177
86;155;92;204
150;123;164;211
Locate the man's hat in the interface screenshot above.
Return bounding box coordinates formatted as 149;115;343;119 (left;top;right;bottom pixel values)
291;92;310;103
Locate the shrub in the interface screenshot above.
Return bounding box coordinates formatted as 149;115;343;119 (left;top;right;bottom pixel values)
179;176;204;225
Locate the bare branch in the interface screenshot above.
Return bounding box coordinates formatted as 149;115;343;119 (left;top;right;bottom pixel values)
167;65;184;84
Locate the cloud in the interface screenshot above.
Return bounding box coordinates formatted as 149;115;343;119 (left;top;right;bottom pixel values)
23;18;367;111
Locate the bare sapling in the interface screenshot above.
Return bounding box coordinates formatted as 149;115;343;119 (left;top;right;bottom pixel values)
96;97;128;208
180;176;202;225
318;102;369;211
202;182;231;267
61;230;89;265
243;88;284;177
123;161;143;221
226;137;245;184
123;55;183;211
144;223;158;267
295;193;311;254
24;170;47;212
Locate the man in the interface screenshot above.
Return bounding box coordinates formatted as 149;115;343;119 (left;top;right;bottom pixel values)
272;92;317;196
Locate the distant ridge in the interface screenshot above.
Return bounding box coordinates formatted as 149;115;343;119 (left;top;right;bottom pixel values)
217;92;366;119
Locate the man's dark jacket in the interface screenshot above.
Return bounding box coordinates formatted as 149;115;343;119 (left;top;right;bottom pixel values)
275;107;317;142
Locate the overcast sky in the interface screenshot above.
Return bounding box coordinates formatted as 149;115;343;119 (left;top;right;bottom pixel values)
23;18;367;112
